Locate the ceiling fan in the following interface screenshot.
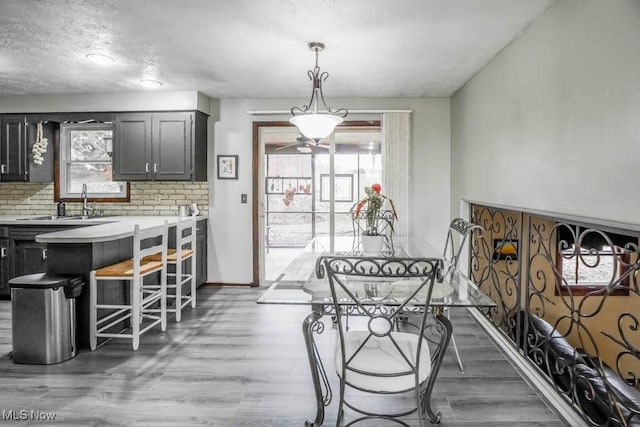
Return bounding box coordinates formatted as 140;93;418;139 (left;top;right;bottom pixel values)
274;135;330;153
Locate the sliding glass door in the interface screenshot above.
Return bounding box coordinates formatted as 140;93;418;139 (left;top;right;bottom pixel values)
261;124;382;283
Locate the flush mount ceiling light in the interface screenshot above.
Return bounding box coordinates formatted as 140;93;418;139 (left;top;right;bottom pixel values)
86;53;116;65
139;79;163;88
289;42;348;141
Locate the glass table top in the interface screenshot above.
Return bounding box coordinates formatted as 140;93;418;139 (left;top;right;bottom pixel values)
258;236;496;309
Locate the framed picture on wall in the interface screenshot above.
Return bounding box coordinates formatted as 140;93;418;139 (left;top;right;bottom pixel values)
217;155;238;179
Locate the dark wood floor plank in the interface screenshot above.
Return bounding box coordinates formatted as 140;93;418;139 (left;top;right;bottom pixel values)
0;287;566;426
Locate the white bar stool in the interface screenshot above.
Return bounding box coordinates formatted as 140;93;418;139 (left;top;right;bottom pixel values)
89;221;168;351
144;215;196;322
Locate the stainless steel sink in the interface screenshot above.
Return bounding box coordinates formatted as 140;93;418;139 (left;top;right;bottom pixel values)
26;215;61;220
26;215;91;221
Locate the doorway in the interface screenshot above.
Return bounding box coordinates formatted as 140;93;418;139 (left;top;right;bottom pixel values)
252;121;382;285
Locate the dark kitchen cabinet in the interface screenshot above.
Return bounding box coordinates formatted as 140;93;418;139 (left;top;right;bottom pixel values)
113;114;152;181
13;240;48;277
26;120;56;182
8;227;76;290
0;115;28;181
113;111;208;182
153;113;191;180
0;115;55;182
195;219;207;286
0;227;9;298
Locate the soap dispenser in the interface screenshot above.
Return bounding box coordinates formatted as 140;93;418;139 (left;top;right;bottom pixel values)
57;199;66;217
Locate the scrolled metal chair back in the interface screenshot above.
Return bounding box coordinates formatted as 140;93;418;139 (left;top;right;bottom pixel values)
442;218;484;280
322;255;441;357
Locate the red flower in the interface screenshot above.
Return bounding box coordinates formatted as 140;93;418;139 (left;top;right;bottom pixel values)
352;184;398;228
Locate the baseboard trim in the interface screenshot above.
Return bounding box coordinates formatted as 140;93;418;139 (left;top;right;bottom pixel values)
201;282;255;287
466;307;587;427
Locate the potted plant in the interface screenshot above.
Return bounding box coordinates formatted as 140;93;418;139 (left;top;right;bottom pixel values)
353;183;397;253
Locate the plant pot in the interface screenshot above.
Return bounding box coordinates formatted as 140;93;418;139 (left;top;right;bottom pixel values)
361;235;384;254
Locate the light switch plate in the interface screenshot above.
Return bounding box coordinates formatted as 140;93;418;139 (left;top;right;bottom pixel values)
241;194;247;204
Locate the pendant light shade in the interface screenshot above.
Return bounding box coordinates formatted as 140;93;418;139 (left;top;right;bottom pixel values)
289;114;343;140
290;42;348;140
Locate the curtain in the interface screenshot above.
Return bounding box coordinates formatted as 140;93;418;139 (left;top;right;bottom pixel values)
382;112;411;247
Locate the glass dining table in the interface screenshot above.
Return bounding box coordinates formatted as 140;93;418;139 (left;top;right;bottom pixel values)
257;236;496;426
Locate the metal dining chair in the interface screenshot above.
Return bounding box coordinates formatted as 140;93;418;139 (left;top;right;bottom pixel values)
322;255;445;426
441;217;484;372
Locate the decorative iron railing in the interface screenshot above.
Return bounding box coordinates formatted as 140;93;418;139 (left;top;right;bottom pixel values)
470;203;640;427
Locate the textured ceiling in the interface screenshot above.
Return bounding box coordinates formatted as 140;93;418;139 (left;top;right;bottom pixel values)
0;0;553;98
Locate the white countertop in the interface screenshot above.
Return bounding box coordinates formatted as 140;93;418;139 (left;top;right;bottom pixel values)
0;215;207;244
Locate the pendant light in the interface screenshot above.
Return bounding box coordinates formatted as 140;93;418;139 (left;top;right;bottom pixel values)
289;42;348;141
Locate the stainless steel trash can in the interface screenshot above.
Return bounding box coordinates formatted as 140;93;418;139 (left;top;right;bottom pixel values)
9;273;84;365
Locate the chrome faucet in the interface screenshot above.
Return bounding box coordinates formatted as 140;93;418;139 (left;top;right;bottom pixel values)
81;183;94;217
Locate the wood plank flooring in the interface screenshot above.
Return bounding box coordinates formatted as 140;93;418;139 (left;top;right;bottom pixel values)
0;287;566;426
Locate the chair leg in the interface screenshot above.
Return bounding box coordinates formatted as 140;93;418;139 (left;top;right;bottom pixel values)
416;380;425;427
190;253;196;308
175;261;182;322
337;375;346;426
89;271;97;351
131;276;140;351
447;308;464;373
160;263;167;331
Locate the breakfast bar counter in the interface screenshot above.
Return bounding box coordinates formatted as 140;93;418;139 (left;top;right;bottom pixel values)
35;216;207;243
1;215;208;349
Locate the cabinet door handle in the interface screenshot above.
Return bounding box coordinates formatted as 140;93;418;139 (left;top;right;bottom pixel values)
145;163;150;173
1;247;6;258
153;163;158;173
42;249;47;260
0;164;6;174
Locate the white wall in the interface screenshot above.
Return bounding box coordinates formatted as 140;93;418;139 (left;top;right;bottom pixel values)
451;0;640;225
212;98;450;284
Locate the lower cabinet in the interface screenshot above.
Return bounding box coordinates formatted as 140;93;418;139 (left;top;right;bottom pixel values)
196;219;207;286
0;228;9;297
1;226;74;298
13;240;48;277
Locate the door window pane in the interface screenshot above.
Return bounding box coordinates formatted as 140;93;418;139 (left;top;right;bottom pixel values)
263;125;382;281
266;213;313;247
264;127;383;244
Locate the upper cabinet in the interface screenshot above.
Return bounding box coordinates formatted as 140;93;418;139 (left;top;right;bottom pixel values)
113;111;208;181
0;115;55;182
112;114;152;181
0;115;28;181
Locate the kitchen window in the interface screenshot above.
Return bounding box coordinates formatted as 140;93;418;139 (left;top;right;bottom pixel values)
57;123;129;201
